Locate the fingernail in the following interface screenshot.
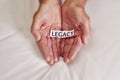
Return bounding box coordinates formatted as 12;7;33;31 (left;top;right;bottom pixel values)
46;56;50;62
36;37;40;41
85;38;88;44
50;60;54;65
65;59;70;63
55;58;58;62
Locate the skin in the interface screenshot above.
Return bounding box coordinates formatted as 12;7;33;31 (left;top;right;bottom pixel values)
31;0;91;64
31;0;61;65
61;0;91;63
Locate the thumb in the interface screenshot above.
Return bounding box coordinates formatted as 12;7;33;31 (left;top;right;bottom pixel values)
31;19;41;41
31;29;41;41
81;22;91;44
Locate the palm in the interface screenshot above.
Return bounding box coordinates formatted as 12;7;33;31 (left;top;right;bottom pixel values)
31;4;61;64
61;5;90;63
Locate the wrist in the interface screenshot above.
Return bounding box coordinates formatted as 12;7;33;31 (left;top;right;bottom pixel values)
40;0;60;6
64;0;87;8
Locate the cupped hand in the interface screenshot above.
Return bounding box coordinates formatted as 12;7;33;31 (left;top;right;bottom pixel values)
31;2;61;65
61;3;91;63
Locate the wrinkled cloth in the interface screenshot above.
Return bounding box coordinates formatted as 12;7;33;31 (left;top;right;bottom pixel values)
0;0;120;80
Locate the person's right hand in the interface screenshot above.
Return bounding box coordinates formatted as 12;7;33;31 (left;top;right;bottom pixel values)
31;0;61;65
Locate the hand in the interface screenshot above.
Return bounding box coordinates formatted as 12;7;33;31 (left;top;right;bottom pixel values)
61;2;91;63
31;1;61;65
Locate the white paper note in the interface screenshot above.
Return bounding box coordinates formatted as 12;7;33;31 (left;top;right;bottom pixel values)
50;30;74;38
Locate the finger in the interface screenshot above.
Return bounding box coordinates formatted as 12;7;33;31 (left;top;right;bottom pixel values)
68;37;83;60
31;20;41;41
56;38;60;57
51;38;58;63
63;38;74;63
81;21;91;44
31;29;41;41
31;14;44;41
38;36;52;63
60;39;65;57
47;36;54;65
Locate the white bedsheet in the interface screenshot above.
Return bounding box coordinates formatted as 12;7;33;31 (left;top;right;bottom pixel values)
0;0;120;80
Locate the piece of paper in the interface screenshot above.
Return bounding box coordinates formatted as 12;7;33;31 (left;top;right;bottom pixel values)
50;30;74;38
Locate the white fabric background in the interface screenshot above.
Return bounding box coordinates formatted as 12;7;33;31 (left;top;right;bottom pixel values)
0;0;120;80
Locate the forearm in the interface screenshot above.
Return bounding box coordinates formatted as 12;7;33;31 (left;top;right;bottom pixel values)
39;0;60;5
64;0;87;7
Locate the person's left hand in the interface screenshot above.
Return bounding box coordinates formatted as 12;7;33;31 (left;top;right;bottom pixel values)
61;2;91;63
